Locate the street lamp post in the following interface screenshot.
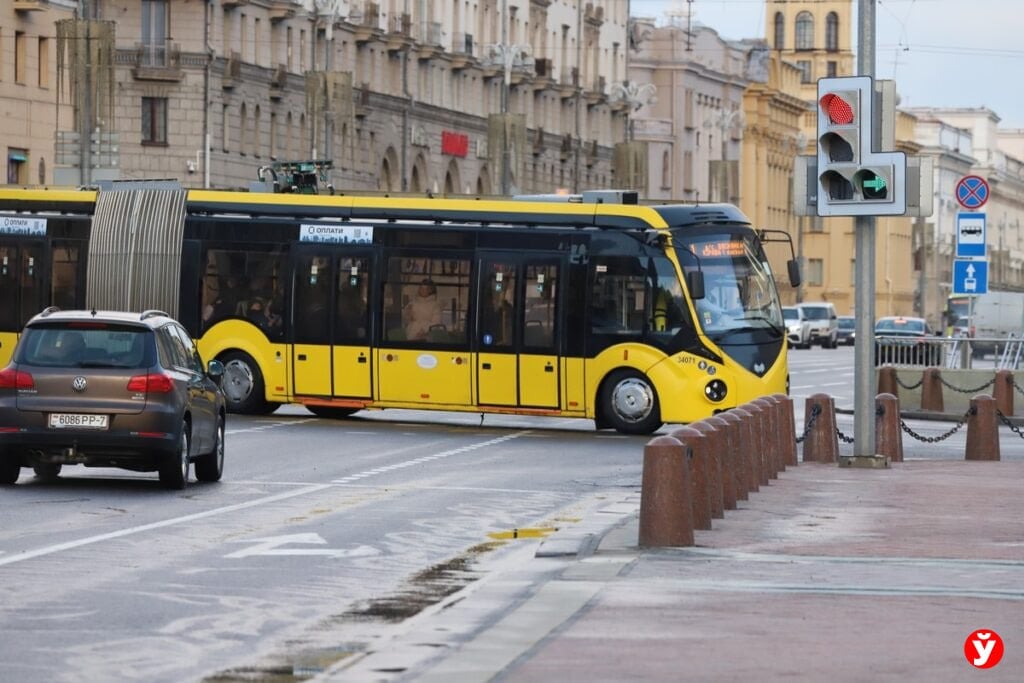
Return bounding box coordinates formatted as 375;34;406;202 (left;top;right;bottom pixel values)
610;81;657;141
490;0;531;195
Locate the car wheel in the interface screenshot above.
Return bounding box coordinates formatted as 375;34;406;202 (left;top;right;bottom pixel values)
600;369;662;435
308;406;360;419
0;457;21;485
159;422;190;490
33;463;62;481
221;351;272;415
195;415;224;483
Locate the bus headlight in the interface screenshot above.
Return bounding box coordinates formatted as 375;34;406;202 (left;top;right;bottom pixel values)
704;379;727;402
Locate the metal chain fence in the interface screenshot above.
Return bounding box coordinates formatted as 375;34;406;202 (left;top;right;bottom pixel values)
794;404;821;444
895;375;924;391
996;410;1024;440
938;376;994;394
899;406;975;443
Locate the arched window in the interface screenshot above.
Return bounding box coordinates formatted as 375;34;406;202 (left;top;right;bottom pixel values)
773;12;784;50
661;150;671;190
825;12;839;52
253;105;262;158
795;11;814;51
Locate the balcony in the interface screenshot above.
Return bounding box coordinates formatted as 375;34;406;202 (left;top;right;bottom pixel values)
13;0;44;12
355;83;371;118
449;33;475;70
417;21;444;60
222;51;242;89
130;42;184;82
559;134;573;162
221;0;249;8
584;75;606;106
585;139;599;167
385;13;414;53
532;58;553;90
350;2;382;44
269;64;287;99
559;67;579;98
268;1;297;22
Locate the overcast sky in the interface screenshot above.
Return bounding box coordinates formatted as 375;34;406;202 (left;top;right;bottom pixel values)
629;0;1024;128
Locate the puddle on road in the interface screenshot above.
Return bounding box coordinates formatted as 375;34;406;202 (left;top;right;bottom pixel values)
204;540;507;682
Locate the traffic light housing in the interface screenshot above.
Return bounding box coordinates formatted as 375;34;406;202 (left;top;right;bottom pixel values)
816;76;906;217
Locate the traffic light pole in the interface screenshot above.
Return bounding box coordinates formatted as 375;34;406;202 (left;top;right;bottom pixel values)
854;0;878;459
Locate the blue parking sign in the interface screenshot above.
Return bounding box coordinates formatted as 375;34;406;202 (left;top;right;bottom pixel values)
953;259;988;295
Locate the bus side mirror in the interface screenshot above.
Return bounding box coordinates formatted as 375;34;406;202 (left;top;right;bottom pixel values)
787;259;802;288
687;271;705;300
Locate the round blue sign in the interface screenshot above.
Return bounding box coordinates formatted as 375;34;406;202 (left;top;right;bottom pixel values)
956;175;989;210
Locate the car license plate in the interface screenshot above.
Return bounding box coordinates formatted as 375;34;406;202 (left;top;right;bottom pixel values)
49;413;109;430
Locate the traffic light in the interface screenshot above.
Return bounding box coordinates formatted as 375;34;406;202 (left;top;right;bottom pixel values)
816;76;906;217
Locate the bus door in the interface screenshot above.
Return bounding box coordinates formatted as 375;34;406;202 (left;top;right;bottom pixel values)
291;245;373;399
0;241;45;365
477;255;562;408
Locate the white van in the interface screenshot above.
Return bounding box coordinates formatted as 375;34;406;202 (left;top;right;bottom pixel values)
798;302;839;348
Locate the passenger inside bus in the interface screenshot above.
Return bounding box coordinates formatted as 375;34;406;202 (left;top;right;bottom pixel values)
403;278;443;341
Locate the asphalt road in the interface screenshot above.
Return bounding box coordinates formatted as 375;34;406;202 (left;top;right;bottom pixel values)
2;345;1020;682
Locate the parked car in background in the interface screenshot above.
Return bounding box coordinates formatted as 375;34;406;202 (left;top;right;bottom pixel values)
0;309;227;489
837;315;856;345
798;302;839;348
783;306;811;349
874;315;942;366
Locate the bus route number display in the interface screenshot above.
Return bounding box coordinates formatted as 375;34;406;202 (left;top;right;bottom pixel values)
699;240;745;258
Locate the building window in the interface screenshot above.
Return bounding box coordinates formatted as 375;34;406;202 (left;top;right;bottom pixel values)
141;0;168;66
239;102;248;155
797;60;812;83
141;97;167;144
222;104;230;152
270;112;277;159
808;259;824;286
826;12;839;52
827;61;837;78
253;105;262;158
795;12;814;51
773;12;784;50
38;38;49;88
15;31;27;83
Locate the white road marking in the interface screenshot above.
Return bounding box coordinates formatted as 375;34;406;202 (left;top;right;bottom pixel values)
0;431;531;568
225;533;380;559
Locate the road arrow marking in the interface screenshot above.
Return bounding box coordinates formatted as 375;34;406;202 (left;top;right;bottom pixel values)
225;533;380;559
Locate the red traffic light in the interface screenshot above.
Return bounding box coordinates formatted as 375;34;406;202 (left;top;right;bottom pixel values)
820;93;854;125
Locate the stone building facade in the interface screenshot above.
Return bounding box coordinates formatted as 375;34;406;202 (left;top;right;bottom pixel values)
0;0;77;185
46;0;632;193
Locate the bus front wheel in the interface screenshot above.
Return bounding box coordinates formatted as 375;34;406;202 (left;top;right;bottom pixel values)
221;351;274;415
600;370;663;435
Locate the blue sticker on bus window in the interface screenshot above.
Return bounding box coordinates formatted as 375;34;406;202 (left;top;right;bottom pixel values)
483;334;493;346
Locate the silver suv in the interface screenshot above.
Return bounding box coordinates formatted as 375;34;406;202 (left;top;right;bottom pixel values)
798;302;839;348
0;309;227;489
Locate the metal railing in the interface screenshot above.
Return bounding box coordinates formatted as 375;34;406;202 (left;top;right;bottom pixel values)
874;333;1024;370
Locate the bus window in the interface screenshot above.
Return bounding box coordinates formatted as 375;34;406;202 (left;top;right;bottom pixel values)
479;263;516;349
383;255;470;344
202;248;286;336
524;263;557;348
51;244;81;311
336;257;369;342
590;256;647;336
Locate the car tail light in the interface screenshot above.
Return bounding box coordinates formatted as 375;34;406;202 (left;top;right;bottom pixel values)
0;367;34;390
127;373;174;393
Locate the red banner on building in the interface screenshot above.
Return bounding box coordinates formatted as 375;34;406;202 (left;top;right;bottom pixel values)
441;131;469;158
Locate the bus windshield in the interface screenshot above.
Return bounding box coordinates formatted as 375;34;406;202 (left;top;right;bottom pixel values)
676;231;784;340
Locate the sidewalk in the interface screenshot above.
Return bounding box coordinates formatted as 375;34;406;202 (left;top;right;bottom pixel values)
334;458;1024;682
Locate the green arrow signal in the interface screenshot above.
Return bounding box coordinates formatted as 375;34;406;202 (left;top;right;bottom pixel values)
863;176;887;192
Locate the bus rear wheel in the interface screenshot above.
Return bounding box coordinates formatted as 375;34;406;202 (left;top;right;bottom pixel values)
221;351;273;415
600;370;662;435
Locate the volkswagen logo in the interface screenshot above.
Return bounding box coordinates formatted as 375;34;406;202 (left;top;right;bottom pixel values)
71;376;88;392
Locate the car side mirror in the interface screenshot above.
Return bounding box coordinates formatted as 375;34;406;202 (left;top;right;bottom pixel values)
207;359;226;379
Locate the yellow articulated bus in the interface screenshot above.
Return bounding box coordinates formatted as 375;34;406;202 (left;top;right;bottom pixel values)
0;187;799;434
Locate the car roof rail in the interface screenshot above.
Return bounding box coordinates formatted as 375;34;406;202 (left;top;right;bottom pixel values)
39;306;61;317
140;309;170;321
